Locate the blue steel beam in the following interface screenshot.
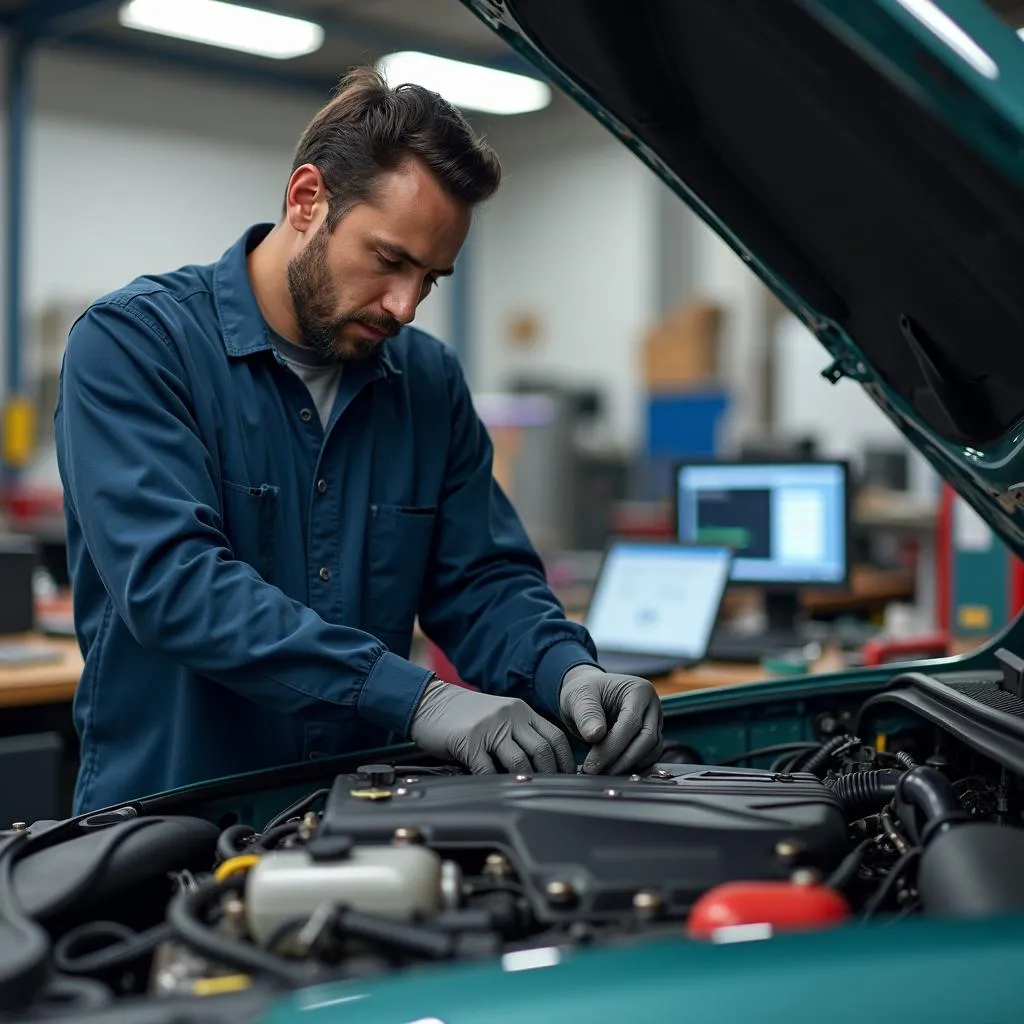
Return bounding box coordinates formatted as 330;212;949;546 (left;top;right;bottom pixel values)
241;3;535;75
59;31;340;98
20;0;120;40
1;0;533;411
4;32;27;405
24;0;536;75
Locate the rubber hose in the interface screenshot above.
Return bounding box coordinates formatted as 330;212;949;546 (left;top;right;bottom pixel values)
827;769;903;820
250;822;301;851
217;824;257;862
895;751;919;770
263;788;330;832
37;975;113;1012
826;836;877;890
800;735;854;776
166;879;310;988
896;766;969;844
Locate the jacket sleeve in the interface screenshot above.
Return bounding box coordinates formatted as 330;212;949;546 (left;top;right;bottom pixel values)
56;298;433;736
417;350;598;718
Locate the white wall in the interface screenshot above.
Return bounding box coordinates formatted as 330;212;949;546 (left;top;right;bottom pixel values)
469;97;773;453
0;44;930;486
4;47;768;460
470;106;659;450
12;47;450;361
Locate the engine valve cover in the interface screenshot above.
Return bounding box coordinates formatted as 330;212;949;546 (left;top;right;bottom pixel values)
321;764;847;924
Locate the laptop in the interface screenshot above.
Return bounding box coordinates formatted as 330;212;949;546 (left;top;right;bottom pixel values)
584;539;734;678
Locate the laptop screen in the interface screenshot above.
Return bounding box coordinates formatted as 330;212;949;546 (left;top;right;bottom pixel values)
585;541;733;659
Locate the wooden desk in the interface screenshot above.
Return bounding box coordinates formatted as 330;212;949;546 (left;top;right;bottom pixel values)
0;635;82;709
653;637;985;699
653;646;849;698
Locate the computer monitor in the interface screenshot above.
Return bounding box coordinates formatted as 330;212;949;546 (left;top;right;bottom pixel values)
673;459;850;632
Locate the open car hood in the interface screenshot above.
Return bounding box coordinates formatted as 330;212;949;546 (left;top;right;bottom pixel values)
462;0;1024;558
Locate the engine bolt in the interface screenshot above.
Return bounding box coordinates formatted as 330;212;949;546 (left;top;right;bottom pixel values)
298;811;318;841
653;769;673;780
403;777;420;785
790;868;821;887
483;852;511;881
632;890;663;917
545;879;575;905
629;774;642;782
10;822;26;831
604;788;621;798
218;896;249;940
395;787;409;797
775;839;804;863
514;774;532;783
393;826;423;844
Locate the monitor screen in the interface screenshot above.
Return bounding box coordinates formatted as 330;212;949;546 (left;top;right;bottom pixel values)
674;461;848;586
585;541;733;658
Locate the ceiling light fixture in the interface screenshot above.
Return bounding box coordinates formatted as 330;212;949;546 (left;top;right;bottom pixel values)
378;51;551;115
117;0;324;61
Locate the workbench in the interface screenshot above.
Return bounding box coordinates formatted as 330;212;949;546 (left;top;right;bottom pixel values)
0;637;829;710
0;635;82;709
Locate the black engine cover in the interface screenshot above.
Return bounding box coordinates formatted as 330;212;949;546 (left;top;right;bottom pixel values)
321;764;847;923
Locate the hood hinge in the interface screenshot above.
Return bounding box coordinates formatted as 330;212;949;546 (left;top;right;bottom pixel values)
821;360;848;385
995;484;1024;513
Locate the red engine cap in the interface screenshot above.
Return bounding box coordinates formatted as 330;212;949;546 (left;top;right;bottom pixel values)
687;881;851;940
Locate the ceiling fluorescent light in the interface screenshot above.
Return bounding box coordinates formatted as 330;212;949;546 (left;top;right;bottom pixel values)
378;51;551;115
118;0;324;60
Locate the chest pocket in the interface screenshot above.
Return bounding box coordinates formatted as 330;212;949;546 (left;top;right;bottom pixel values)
219;480;280;582
366;503;437;641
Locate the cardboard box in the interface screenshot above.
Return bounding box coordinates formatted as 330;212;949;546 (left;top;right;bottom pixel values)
642;301;722;391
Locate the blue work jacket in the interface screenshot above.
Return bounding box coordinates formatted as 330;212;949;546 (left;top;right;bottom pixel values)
55;224;597;814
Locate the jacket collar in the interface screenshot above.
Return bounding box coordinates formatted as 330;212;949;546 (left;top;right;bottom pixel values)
212;223;402;377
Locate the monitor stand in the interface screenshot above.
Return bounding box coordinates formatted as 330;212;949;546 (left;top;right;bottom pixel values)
764;591;804;641
706;589;807;663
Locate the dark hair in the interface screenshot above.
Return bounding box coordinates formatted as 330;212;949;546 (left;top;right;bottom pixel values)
289;65;502;228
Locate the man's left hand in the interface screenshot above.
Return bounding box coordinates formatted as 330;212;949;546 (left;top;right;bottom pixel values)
558;665;664;774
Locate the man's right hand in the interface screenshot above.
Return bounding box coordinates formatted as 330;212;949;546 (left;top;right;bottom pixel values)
410;679;576;775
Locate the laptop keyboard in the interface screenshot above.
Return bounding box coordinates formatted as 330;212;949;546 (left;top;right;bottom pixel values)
706;630;808;663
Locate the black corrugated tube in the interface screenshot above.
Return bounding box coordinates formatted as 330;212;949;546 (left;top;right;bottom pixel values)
800;735;857;776
827;765;968;838
826;769;903;820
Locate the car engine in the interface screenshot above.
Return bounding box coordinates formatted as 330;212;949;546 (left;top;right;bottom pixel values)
4;709;1024;1019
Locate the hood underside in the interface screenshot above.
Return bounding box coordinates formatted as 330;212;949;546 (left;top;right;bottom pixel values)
462;0;1024;558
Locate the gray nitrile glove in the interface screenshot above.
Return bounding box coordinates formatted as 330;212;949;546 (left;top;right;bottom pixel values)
559;665;664;775
410;679;576;775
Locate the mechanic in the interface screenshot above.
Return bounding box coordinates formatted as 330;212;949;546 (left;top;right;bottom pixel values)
55;67;664;814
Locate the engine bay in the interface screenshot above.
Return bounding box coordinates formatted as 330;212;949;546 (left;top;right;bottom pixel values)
5;658;1024;1021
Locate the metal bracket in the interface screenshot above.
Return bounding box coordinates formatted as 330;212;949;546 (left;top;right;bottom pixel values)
821;361;847;385
996;648;1024;701
994;483;1024;513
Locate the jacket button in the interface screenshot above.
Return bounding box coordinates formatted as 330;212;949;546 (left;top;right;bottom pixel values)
317;478;327;494
319;567;331;581
300;408;313;422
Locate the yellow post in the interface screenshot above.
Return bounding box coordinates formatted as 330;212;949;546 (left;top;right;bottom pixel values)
2;395;35;467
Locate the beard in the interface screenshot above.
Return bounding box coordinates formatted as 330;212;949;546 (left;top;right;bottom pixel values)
286;225;400;363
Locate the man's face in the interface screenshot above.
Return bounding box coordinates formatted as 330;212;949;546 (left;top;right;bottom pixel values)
287;159;471;362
